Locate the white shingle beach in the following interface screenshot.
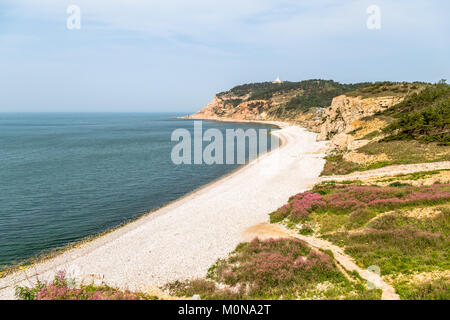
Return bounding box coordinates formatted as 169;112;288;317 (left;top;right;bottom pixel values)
0;123;328;299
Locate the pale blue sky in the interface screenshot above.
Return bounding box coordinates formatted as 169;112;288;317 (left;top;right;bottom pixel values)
0;0;449;112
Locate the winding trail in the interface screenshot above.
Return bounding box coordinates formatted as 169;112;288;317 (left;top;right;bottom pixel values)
0;124;328;300
294;160;450;300
320;161;450;182
281;228;400;300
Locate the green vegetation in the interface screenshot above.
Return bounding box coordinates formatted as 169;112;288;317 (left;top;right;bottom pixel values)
322;140;450;176
325;217;449;275
270;174;450;300
227;99;243;107
361;130;382;140
375;170;445;183
218;79;369;115
217;81;292;98
321;154;361;176
382;82;449;115
381;84;450;145
321;82;449;176
271;183;450;233
346;81;427;98
219;80;427;104
394;276;450;300
15;271;158;300
359;140;450;164
167;238;381;300
281;81;367;113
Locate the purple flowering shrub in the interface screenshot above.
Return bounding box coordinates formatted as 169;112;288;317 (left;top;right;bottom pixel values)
267;180;449;299
165;279;244;300
207;238;344;298
324;203;450;299
325;225;448;275
271;191;325;223
15;271;157;300
271;183;450;228
167;238;382;300
319;185;450;277
394;276;450;300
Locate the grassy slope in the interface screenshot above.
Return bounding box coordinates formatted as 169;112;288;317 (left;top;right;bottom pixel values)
270;170;450;300
382;84;450;145
166;238;381;300
346;81;427;98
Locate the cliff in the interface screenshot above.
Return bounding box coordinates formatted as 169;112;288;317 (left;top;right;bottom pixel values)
317;95;404;150
189;95;272;121
187;80;424;147
186;79;371;131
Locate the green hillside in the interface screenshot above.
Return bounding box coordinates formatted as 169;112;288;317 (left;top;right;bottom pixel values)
382;83;450;145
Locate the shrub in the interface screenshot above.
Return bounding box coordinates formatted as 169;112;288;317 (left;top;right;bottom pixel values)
325;226;448;275
382;84;450;144
272;184;450;228
166;279;243;300
207;238;352;298
321;154;360;176
168;238;381;300
15;271;157;300
271;191;325;223
394;277;450;300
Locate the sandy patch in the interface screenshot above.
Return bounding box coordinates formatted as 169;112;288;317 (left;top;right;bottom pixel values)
351;118;387;140
344;150;390;165
403;207;444;219
241;223;290;242
321;161;450;182
361;170;450;186
385;270;450;286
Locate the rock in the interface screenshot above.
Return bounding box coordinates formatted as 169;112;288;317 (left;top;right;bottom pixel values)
186;90;404;152
80;273;105;286
318;95;403;142
331;133;354;151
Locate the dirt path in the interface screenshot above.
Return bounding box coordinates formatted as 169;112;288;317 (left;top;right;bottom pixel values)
309;160;450;300
279;227;400;300
320;161;450;182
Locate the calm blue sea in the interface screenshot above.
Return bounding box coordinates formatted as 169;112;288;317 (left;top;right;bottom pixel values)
0;113;278;268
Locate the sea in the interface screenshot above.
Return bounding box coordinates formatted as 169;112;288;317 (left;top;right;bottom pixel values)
0;113;278;269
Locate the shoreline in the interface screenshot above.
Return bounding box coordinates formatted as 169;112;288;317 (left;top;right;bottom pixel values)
178;115;292;129
0;118;286;278
0;119;327;299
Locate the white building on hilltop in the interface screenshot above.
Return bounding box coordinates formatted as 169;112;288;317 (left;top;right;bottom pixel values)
272;76;283;84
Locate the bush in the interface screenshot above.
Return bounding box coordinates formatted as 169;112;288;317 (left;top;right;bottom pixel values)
382;84;450;144
321;154;360;176
394;277;450;300
271;191;325;223
15;271;157;300
325;226;448;275
168;238;381;300
271;183;450;228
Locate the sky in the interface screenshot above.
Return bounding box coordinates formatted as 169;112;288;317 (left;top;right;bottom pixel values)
0;0;449;112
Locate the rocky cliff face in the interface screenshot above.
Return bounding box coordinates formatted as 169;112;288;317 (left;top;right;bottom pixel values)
318;95;403;140
189;92;403;144
186;93;324;130
185;79;363;127
317;95;404;150
188;95;273;121
187;81;415;152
